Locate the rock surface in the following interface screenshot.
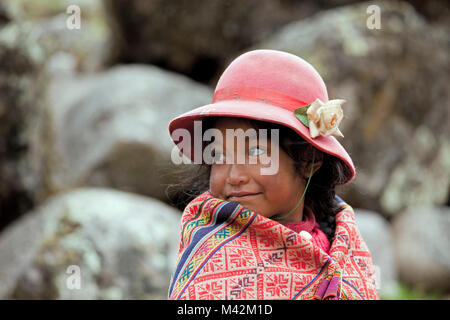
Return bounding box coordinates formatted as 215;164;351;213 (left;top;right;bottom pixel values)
0;188;181;299
392;206;450;292
0;11;55;231
48;65;213;202
103;0;450;84
103;0;354;83
3;0;109;73
0;0;109;231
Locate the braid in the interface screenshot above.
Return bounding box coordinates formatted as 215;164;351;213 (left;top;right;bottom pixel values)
280;133;351;243
304;155;343;242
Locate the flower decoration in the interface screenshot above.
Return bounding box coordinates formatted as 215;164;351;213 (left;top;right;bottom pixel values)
294;98;346;138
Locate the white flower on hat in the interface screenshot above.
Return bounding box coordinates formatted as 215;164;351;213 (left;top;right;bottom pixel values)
306;98;345;138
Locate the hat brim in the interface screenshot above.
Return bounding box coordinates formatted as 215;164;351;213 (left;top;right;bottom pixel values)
168;99;355;184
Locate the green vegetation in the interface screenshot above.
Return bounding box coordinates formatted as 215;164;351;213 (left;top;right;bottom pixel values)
382;283;446;300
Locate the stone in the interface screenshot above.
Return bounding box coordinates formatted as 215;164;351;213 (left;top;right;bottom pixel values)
0;0;109;231
103;0;449;84
0;12;55;232
392;206;450;293
0;188;181;299
48;65;213;202
103;0;343;83
3;0;109;73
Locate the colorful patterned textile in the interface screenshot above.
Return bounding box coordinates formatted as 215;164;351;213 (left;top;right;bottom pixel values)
168;191;379;300
284;205;331;254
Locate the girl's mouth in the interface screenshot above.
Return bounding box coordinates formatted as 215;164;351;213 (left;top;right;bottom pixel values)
227;192;262;202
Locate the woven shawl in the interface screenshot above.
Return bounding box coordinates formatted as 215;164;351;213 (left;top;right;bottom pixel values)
168;191;379;300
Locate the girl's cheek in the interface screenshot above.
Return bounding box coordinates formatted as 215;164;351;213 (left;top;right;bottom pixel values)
209;167;226;199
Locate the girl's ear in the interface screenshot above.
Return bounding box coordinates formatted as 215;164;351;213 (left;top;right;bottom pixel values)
303;151;324;179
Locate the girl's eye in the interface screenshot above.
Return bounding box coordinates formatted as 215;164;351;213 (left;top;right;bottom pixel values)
249;146;266;157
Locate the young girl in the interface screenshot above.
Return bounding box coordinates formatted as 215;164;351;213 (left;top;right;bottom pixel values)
167;50;379;300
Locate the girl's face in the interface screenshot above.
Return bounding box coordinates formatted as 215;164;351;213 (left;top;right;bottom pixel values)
208;118;321;223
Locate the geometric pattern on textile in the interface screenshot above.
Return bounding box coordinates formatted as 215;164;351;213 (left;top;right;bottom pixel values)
168;191;379;300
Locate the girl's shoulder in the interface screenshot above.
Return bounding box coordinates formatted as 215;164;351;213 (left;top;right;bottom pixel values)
334;194;356;221
332;195;361;250
332;195;373;265
331;195;379;299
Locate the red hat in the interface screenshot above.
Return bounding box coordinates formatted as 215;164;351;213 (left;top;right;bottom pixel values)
168;49;355;184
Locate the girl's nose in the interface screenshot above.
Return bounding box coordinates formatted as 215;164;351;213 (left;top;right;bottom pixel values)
226;164;250;186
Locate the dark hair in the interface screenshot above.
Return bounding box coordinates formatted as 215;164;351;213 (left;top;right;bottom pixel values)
165;117;352;242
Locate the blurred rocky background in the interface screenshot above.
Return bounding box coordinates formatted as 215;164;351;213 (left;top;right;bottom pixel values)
0;0;448;299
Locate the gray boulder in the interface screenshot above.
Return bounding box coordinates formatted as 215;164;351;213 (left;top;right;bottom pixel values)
103;0;449;83
49;65;213;202
0;188;181;299
103;0;337;82
392;206;450;293
0;14;55;231
0;0;108;231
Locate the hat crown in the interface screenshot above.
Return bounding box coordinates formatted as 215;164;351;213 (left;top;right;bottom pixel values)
215;50;328;105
